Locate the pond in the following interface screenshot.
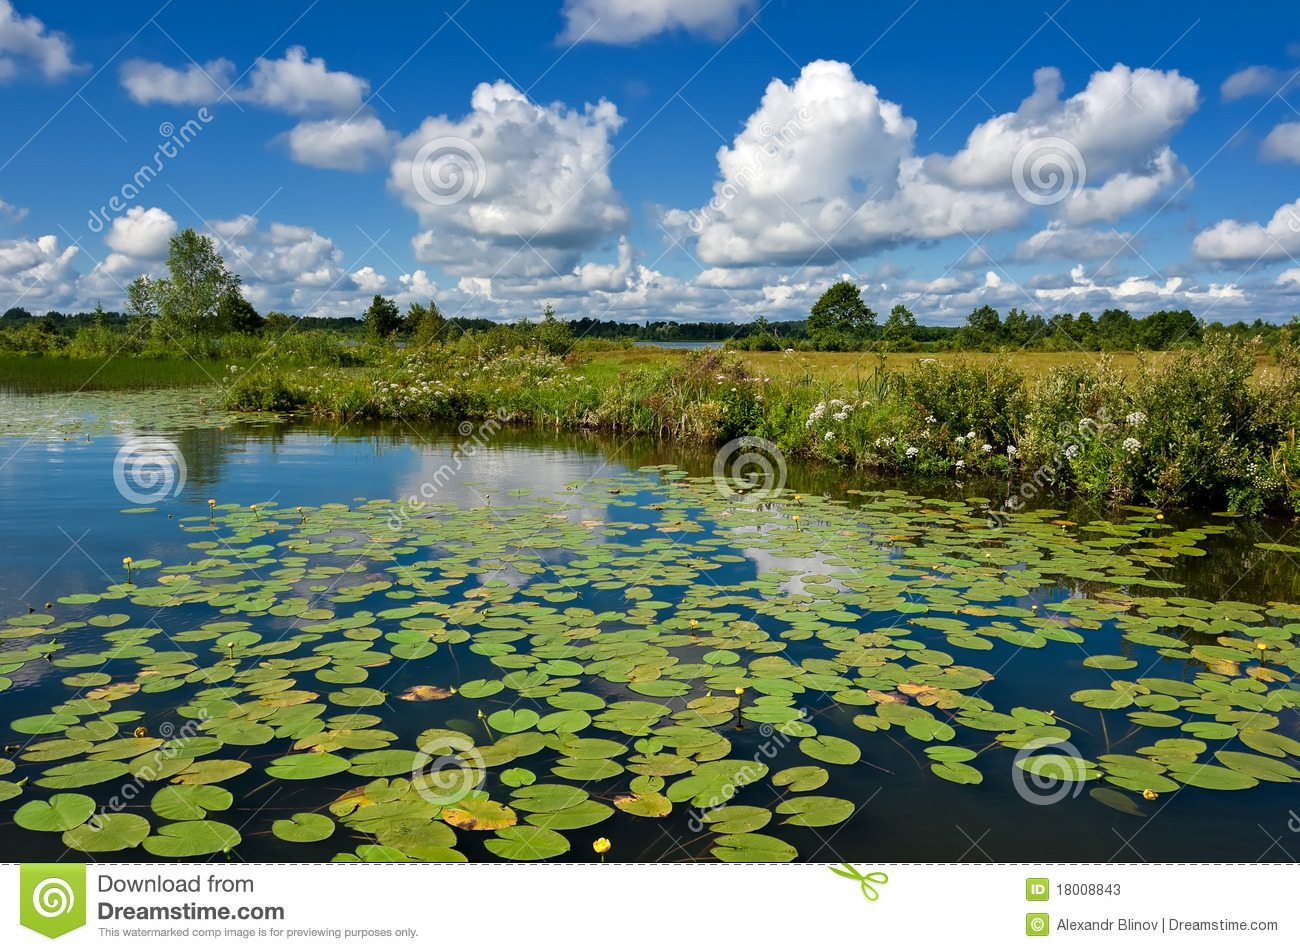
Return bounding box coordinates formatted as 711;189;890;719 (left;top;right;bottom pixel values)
1;389;1298;863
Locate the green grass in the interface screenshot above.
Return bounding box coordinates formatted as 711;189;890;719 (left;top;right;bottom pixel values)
0;355;229;393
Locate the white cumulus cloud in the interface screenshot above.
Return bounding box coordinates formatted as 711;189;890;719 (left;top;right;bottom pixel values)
670;61;1197;269
0;1;80;82
560;0;757;43
284;115;396;171
1193;197;1300;262
1262;121;1300;163
119;58;235;105
1221;65;1297;101
103;206;177;260
390;80;629;276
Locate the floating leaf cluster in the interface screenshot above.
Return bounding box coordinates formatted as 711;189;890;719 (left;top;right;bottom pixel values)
2;470;1298;861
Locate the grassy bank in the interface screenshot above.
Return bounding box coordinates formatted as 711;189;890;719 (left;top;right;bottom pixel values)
0;355;230;392
215;332;1300;517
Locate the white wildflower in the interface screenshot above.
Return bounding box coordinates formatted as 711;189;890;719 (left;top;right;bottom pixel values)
1123;437;1140;454
906;446;919;458
1126;411;1147;426
824;430;835;441
955;460;965;469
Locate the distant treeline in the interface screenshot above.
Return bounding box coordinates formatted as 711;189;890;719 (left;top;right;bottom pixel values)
5;301;1296;356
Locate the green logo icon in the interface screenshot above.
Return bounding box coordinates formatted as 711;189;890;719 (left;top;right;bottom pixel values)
1026;877;1050;901
20;864;86;939
828;863;888;902
1026;912;1050;937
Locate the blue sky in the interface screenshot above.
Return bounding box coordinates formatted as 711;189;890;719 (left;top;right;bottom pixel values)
1;0;1298;325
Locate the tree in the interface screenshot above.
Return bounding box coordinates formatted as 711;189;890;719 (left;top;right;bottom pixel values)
152;228;241;346
265;311;294;336
404;300;451;350
218;289;264;334
363;294;402;340
881;303;918;346
125;275;158;340
809;281;876;341
1097;308;1134;348
966;305;1002;338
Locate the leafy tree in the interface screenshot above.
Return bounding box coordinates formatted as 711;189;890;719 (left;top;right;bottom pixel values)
1140;309;1200;349
218;289;264;334
809;281;876;341
405;300;451;349
363;294;402;340
125;275;159;340
1097;308;1135;348
966;305;1002;338
881;303;918;346
152;228;241;346
1002;308;1046;346
265;311;294;336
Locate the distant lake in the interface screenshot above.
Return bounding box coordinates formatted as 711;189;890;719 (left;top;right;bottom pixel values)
632;340;724;350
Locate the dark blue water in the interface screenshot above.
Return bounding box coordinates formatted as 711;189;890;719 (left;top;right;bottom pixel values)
1;413;1297;863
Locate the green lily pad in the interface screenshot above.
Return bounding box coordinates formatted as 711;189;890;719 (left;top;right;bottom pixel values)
63;813;151;852
273;813;336;842
15;793;96;831
143;820;242;857
798;736;860;765
775;795;854;827
710;832;797;862
266;752;352;780
152;784;233;820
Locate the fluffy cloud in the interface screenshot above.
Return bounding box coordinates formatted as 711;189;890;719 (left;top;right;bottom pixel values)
1013;224;1137;262
120;47;395;172
1221;65;1297;101
284;115;396;171
103;206;176;260
0;234;79;309
120;58;236;105
390;80;629;276
1192;197;1300;262
0;1;80;82
0;194;26;221
242;46;368;115
121;47;368;113
1262;121;1300;163
560;0;757;44
928;65;1196;223
669;61;1197;269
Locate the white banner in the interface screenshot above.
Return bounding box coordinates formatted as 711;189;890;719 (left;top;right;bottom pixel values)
3;863;1294;950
